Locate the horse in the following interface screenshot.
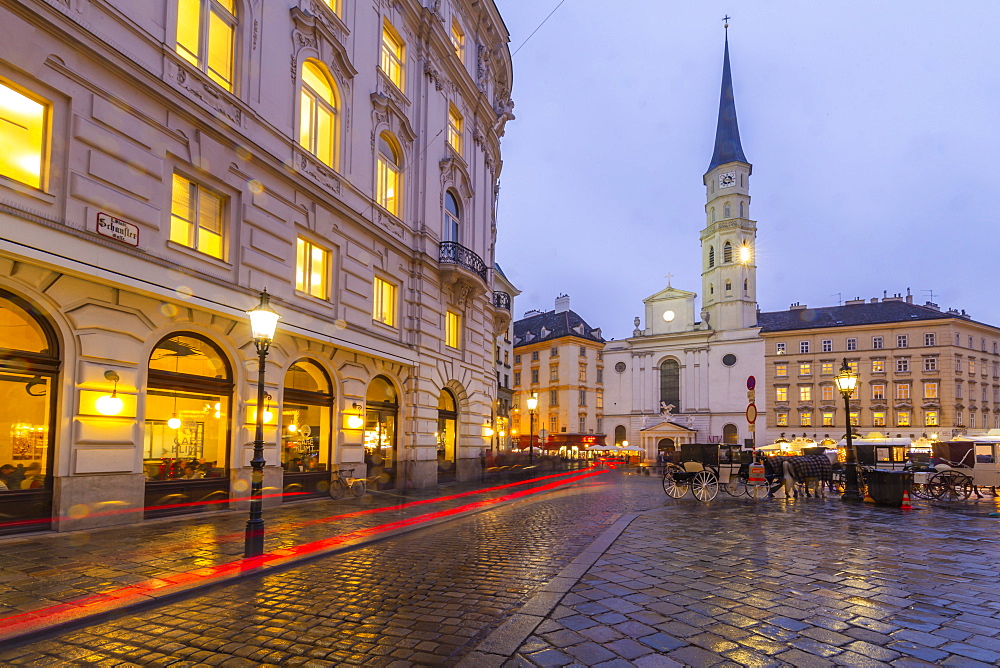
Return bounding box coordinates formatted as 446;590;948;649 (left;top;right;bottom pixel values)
782;454;835;498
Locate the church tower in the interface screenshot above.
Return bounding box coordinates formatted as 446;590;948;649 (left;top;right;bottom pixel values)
700;27;757;332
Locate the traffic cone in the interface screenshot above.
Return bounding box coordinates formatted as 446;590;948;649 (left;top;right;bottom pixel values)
900;489;913;510
863;487;876;503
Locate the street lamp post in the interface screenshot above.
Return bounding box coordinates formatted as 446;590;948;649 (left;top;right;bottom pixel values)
244;289;280;557
834;358;862;503
526;392;538;466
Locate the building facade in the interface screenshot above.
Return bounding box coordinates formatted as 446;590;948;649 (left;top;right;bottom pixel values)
602;32;764;462
0;0;513;533
759;295;1000;444
491;264;518;452
511;295;605;452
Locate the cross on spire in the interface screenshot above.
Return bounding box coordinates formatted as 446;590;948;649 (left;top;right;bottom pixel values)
665;273;674;288
722;15;731;30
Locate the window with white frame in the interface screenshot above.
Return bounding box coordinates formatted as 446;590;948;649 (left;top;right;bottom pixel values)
578;389;587;406
175;0;236;91
799;363;811;376
924;333;936;346
821;362;834;375
799;386;811;402
549;390;558;406
376;133;402;215
445;310;461;349
872;336;883;349
447;104;463;154
777;412;788;426
170;173;225;258
0;81;47;189
776;342;786;354
821;385;834;401
822;412;834;426
925;410;938;426
549;366;558;382
776;387;787;402
872;383;885;400
380;24;405;90
923;357;937;372
873;411;886;427
799;341;810;354
969;358;976;375
295;237;329;299
596;392;603;409
846;338;857;351
897;334;908;348
549;415;557;432
924;382;938;399
299;60;338;168
872;359;885;373
897;411;910;427
372;276;397;327
896;358;909;373
896;384;910;400
450;18;465;60
578;415;586;433
443;190;460;242
821;340;832;352
799;412;812;427
776;363;788;377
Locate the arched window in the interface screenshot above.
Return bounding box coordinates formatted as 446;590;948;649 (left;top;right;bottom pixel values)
709;283;714;295
281;360;333;498
299;59;338;168
175;0;236;92
0;289;59;530
145;333;233;511
723;241;733;263
437;389;458;481
708;246;715;268
444;190;460;242
711;207;716;222
724;202;730;218
725;280;732;293
614;425;627;446
739;201;745;218
659;359;680;412
376;133;402;216
365;376;398;488
723;424;739;445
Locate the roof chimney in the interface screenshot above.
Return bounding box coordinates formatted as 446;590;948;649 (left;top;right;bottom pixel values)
789;302;806;310
555;294;570;313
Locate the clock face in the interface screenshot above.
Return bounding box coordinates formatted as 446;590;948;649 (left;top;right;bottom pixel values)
662;310;675;323
719;171;736;188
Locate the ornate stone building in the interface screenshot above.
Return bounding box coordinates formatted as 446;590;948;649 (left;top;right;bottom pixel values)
0;0;513;533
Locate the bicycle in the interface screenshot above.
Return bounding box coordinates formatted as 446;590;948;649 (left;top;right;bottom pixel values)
329;467;367;499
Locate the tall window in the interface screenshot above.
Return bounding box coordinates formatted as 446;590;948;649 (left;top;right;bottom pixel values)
896;358;909;373
821;362;834;375
873;412;886;427
373;277;396;327
299;60;338;168
925;410;939;427
376;133;401;215
872;359;885;373
170;174;224;258
708;246;715;267
872;383;885;400
896;384;910;400
176;0;236;91
281;360;333;482
822;412;834;427
549;366;558;382
776;412;788;426
578;389;587;406
0;82;46;189
447;105;463;153
776;387;787;402
776;363;788;377
799;363;811;376
380;25;404;90
444;191;460;242
723;241;733;263
450;19;465;60
0;290;59;500
799;413;812;427
578;365;587;382
295;238;329;299
723;424;739;444
549;390;558;406
821;385;834;401
530;369;538;384
445;310;461;349
799;386;811;402
146;334;232;482
578;416;587;433
659;359;680;410
897;411;910;427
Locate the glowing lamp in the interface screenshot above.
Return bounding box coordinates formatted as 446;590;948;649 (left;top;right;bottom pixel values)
262;410;273;423
483;421;495;437
347;414;364;429
738;245;752;264
526;393;538;412
288;424;298;433
96;370;124;415
834;359;859;398
168;415;182;429
247;288;280;348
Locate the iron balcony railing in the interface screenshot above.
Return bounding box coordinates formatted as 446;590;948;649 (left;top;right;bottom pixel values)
494;291;511;311
438;241;487;283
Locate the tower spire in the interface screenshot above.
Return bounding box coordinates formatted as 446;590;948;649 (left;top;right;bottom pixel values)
707;21;748;172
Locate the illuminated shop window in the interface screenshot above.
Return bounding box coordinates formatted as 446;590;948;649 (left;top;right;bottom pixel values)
0;82;46;189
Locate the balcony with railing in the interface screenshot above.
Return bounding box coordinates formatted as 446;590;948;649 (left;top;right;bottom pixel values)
494;291;511;312
439;241;488;307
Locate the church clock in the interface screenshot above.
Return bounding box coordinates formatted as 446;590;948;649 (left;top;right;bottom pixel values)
718;171;736;188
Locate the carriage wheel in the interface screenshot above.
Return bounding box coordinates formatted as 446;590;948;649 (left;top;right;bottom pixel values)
662;464;688;499
910;481;934;500
747;482;769;501
723;477;747;497
928;471;972;500
691;470;719;502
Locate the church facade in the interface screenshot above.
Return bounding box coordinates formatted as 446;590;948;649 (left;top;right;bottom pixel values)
603;33;764;461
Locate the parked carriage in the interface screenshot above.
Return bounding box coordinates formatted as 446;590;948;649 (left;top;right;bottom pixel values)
912;440;1000;500
661;443;762;501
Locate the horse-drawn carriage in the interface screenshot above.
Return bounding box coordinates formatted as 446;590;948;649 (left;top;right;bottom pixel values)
661;443;767;501
908;440;1000;500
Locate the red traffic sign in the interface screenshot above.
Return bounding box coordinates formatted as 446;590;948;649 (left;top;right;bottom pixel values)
746;403;758;424
747;375;756;390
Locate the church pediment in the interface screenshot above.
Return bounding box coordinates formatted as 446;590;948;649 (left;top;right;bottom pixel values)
640;418;697;434
643;286;697;304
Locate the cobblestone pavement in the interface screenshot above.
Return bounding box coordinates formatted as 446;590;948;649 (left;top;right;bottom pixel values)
5;473;1000;666
0;464;589;626
506;482;1000;667
0;472;662;664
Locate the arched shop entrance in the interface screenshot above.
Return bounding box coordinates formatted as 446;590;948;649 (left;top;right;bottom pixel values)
364;376;398;489
281;360;333;500
437;389;458;483
144;333;233;518
0;290;59;535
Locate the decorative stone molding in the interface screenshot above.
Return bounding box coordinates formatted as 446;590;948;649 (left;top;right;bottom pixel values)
294;147;342;196
173;63;243;127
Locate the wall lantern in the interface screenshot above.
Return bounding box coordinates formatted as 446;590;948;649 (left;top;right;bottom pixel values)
347;401;365;429
95;370;124;416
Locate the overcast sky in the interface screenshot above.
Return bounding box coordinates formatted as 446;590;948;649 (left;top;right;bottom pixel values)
493;1;999;341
